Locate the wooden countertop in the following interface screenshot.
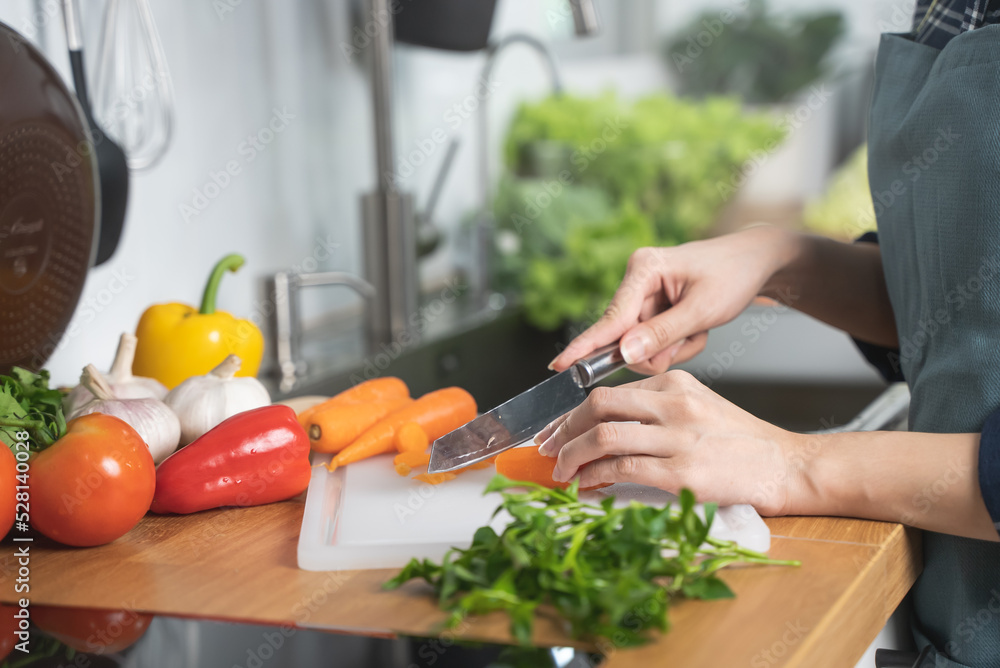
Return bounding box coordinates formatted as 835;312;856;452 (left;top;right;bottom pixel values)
0;498;921;668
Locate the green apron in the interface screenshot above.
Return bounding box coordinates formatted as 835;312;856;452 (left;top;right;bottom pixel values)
869;26;1000;667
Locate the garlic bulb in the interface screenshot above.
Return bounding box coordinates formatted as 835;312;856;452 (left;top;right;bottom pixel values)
64;332;168;415
71;365;181;464
165;355;271;445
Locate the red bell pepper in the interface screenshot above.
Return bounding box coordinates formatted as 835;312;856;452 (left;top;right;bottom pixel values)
150;405;311;514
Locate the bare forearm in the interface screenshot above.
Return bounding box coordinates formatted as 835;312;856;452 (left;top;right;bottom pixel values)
761;233;898;348
788;430;997;541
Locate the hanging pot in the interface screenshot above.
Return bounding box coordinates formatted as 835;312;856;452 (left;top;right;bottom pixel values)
0;21;99;373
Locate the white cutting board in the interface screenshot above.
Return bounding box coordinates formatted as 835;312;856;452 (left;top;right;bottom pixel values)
297;449;771;571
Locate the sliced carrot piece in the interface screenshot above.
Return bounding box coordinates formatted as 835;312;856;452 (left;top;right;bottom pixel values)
297;377;410;429
467;454;498;470
326;387;476;472
393;450;430;476
395;422;429;454
414;472;458;485
307;397;412;453
495;447;610;490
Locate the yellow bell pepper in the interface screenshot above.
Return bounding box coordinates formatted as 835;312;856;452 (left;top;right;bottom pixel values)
133;254;265;389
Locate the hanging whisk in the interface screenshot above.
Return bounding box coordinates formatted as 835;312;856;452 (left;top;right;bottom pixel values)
93;0;175;171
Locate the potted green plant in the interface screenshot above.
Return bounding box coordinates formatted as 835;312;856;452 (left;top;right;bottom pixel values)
491;92;785;331
665;0;845;204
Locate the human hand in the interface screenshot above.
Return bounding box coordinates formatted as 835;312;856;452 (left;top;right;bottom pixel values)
549;226;801;375
534;370;805;516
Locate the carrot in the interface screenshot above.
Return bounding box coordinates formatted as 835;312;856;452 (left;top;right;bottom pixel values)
296;377;409;429
393;450;430;476
395;422;429;453
414;472;458;485
394;449;491;479
495;447;611;491
467;456;497;470
325;387;476;472
307;397;412;453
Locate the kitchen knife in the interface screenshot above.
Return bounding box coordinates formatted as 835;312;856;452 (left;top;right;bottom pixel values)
427;343;627;473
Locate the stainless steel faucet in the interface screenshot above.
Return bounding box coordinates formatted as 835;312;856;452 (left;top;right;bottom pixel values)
568;0;601;37
273;1;598;390
471;0;600;306
273;271;376;393
475;34;565;307
363;0;418;348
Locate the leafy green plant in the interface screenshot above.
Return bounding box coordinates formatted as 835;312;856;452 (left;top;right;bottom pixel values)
492;92;784;330
0;368;67;451
666;0;844;105
518;203;658;330
385;475;798;648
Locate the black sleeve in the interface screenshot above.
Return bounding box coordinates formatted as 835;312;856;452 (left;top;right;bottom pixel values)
849;232;905;383
978;409;1000;538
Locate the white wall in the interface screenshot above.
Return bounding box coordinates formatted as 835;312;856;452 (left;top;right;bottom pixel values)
4;0;375;385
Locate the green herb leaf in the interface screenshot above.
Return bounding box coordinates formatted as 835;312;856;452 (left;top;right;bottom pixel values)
0;367;67;451
386;475;798;648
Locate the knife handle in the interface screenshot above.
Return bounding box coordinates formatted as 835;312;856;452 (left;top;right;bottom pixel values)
574;343;627;387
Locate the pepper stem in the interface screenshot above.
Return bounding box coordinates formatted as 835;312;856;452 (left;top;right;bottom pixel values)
199;253;246;315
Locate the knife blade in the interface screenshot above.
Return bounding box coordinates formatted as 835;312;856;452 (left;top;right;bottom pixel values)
427;343;627;473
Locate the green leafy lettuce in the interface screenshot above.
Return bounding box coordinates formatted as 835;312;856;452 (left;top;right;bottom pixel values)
492;92;785;330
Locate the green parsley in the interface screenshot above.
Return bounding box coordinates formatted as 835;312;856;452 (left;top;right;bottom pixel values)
0;367;67;451
385;475;798;648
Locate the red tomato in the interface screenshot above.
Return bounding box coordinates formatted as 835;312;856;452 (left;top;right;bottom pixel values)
32;605;152;654
0;445;15;538
30;414;155;546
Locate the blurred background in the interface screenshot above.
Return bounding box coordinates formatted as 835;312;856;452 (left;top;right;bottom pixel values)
0;0;905;404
